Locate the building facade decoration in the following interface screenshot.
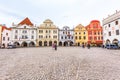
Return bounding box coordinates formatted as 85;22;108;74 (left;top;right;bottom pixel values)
86;20;103;46
37;19;59;46
74;24;88;46
11;17;37;47
59;26;74;46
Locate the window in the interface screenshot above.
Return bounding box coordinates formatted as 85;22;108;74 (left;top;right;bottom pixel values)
49;30;51;33
75;36;77;39
68;32;70;34
39;35;43;39
6;33;8;36
22;30;24;33
101;32;103;35
66;32;67;34
79;32;81;34
32;31;34;34
71;36;73;39
115;21;118;25
68;36;70;39
79;36;81;40
46;30;48;33
53;30;57;34
46;36;47;38
83;36;86;40
3;37;5;41
25;35;28;39
8;37;9;41
101;37;103;40
23;30;27;33
31;36;34;39
22;35;24;39
116;30;119;35
39;30;43;33
15;30;18;33
24;26;26;28
49;36;51;38
94;32;96;35
53;36;57;39
83;32;85;35
98;37;100;40
108;24;110;27
65;36;67;39
89;37;92;40
63;31;64;34
109;31;111;36
15;35;17;39
75;32;77;35
61;36;63;39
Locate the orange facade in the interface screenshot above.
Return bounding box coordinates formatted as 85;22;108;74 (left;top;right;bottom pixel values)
86;20;103;46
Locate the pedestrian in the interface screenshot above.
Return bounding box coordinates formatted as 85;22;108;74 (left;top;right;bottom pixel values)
87;43;90;49
54;43;57;50
82;44;85;48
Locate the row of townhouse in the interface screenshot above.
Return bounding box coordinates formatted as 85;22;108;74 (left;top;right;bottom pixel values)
0;17;103;48
103;10;120;46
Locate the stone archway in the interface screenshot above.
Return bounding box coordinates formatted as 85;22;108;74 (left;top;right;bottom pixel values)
106;39;110;45
64;41;68;46
44;41;47;46
21;42;28;47
54;41;57;44
70;41;73;46
39;41;42;46
49;41;52;46
78;43;80;46
29;41;35;47
14;42;20;47
59;41;62;46
112;39;118;45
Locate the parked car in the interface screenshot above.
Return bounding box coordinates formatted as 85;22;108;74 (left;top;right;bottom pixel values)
106;44;119;49
7;44;16;49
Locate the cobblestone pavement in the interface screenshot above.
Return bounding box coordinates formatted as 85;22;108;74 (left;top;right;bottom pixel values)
0;47;120;80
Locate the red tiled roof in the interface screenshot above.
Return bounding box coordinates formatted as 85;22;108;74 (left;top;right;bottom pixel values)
90;20;100;23
2;26;11;32
18;17;33;26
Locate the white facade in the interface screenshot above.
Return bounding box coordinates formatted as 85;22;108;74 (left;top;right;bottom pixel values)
102;10;120;45
59;26;74;46
2;27;11;48
11;24;37;47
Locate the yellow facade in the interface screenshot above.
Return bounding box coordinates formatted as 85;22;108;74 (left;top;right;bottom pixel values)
0;25;2;46
74;24;88;46
37;19;59;46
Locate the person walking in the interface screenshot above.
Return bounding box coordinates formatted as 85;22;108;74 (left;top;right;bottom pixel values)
82;44;85;48
87;43;90;49
54;43;57;50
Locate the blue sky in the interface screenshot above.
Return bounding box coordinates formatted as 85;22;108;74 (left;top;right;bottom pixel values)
0;0;120;28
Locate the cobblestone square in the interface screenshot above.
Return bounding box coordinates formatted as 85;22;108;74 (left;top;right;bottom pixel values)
0;47;120;80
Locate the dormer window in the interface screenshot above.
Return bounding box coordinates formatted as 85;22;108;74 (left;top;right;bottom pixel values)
24;26;26;28
115;21;118;25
